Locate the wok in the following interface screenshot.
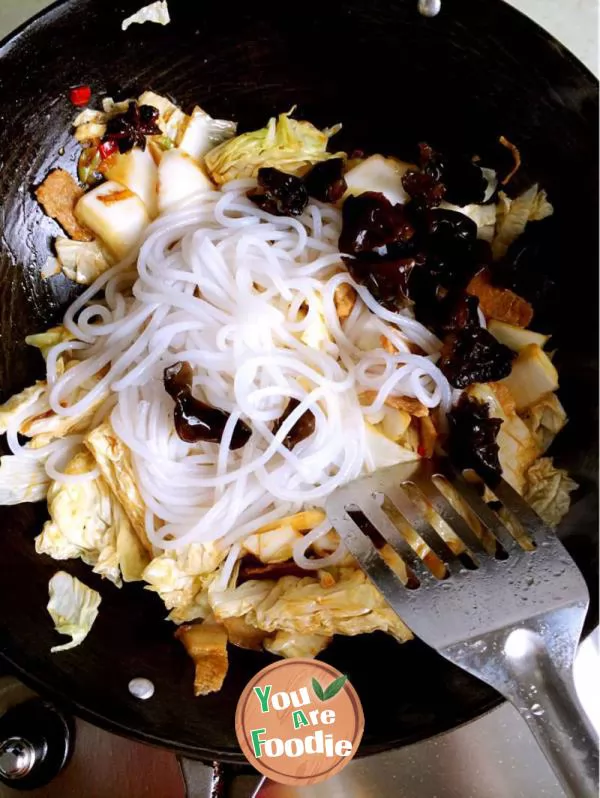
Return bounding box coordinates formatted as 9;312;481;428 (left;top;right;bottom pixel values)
0;0;597;769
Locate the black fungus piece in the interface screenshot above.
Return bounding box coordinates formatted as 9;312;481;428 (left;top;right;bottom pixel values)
344;254;418;307
401;170;446;208
427;209;478;255
102;102;161;154
407;234;491;333
437;157;487;207
448;394;503;481
406;255;473;331
164;362;251;449
403;143;488;209
419;142;488;207
248;168;308;216
305;158;347;203
272;398;316;450
438;292;481;334
339;191;415;256
439;327;515;388
164;360;193;400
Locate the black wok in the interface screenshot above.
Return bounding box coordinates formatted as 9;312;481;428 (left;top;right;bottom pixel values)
0;0;597;765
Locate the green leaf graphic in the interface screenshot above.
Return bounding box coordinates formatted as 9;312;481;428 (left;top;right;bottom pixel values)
311;677;325;701
323;675;348;701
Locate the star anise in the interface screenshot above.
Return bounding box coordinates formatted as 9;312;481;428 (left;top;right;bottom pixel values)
102;102;161;154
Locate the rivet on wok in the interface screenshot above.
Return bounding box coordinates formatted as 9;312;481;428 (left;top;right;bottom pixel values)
128;678;155;700
418;0;441;17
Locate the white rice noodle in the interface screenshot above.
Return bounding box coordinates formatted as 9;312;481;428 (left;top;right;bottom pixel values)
292;520;348;570
5;182;451;556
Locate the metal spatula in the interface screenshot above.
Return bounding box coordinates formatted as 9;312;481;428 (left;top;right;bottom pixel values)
325;459;599;798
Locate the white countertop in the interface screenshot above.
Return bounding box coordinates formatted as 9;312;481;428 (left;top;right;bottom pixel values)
504;0;597;74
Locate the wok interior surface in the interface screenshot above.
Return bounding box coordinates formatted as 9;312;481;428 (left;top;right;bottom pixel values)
0;0;597;761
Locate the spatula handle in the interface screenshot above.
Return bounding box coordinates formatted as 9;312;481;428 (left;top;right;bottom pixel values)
502;628;598;798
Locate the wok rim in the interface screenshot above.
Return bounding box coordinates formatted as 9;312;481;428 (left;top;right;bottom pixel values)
0;0;597;762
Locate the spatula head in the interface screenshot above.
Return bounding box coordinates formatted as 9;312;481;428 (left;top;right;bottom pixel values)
325;459;589;651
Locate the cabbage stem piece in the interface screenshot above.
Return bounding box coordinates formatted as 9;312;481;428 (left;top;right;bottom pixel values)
47;572;101;652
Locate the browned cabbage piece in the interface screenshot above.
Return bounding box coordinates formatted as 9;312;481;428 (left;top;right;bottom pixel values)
84;421;151;552
0;377;107;452
239;559;309;582
333;283;357;322
209;567;413;643
524;458;578;527
380;334;424;356
492;185;553;260
222;616;269;651
175;621;229;696
35;450;148;586
419;415;438;458
142;545;224;624
264;631;331;659
359;390;428;417
242;525;304;564
254;509;326;535
35;169;93;242
466;268;533;328
0;383;47;435
519;392;567;453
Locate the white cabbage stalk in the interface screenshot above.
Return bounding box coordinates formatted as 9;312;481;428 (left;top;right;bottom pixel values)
381;407;412;442
500;344;559;411
440;200;497;242
488;320;549;352
55;238;112;285
47;572;101;652
122;1;170;31
0;455;50;505
73;108;106;127
0;382;46;436
74;122;107;144
102;98;133;116
74;181;150;260
157;150;214;214
103;147;159;218
363;422;420;472
344;155;413;206
178;106;237;162
481;167;498;201
492;184;553;259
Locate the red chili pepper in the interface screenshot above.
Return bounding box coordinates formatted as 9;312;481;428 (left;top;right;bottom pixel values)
417;444;427;458
69;85;92;107
98;139;118;160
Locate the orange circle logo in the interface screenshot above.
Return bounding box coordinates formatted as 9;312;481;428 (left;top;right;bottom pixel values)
235;658;364;786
